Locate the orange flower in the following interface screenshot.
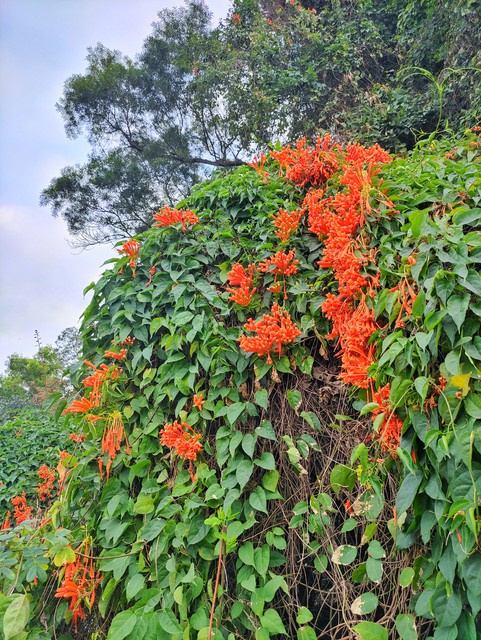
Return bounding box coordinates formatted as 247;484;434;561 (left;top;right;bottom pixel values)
1;511;11;530
193;394;204;410
239;303;301;364
153;206;198;231
232;12;241;25
63;395;94;414
248;152;268;176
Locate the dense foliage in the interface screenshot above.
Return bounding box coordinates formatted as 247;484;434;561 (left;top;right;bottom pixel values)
2;129;481;640
41;0;480;247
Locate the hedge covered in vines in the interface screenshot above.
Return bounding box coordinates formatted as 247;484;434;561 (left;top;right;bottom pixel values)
1;129;481;640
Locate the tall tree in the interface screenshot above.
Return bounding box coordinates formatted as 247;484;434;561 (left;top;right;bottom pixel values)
42;0;480;247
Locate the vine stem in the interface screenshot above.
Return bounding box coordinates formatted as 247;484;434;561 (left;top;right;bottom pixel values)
208;534;225;640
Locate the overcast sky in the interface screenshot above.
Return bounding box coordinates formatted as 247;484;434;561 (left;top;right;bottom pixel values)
0;0;230;372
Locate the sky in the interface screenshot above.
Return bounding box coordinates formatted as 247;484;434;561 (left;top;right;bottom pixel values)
0;0;230;373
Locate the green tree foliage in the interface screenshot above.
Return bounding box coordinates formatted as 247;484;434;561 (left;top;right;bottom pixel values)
41;0;481;247
0;328;80;420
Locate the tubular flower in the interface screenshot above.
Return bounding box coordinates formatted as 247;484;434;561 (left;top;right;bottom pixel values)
37;465;56;502
11;493;33;525
271;135;339;187
271;207;305;242
55;539;101;631
248;152;268;176
118;239;140;277
226;262;257;306
101;411;130;461
69;433;86;443
304;190;332;237
63;395;94;415
239;303;301;364
82;362;121;407
1;512;11;530
153;206;199;231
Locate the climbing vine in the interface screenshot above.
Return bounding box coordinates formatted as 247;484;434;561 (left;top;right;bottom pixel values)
1;129;481;640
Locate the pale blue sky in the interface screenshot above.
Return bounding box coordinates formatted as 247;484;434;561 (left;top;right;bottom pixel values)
0;0;230;371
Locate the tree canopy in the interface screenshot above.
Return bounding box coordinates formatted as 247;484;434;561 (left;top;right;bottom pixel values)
41;0;480;248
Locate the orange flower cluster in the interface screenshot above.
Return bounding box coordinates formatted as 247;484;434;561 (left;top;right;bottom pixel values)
111;336;135;346
11;492;33;525
226;262;257;306
55;538;101;630
81;360;122;407
153;206;199;231
160;421;202;461
270;135;339;187
63;396;94;415
118;239;140;277
302;142;393;387
271;207;305;242
37;465;56;502
69;433;86;443
104;348;128;361
239;303;301;364
101;412;130;479
370;384;403;455
259;249;299;299
160;421;202;481
232;12;241;25
259;249;298;277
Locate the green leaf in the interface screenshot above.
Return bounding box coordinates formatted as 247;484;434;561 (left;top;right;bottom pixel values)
262;470;279;492
254;544;270;577
332;545;357;565
366;557;383;583
133;494;155;514
242;433;257;458
157;610;181;634
396;469;423;516
255;420;277;441
464;393;481;419
53;545;76;567
352;621;388;640
350;592;378;615
297;626;317;640
395;614;418;640
461;553;481;596
3;595;30;640
254;452;276;470
238;542;255;567
299;411;321;431
107;610;137;640
254;388;269;410
286;389;302;411
329;464;356;494
452;207;481;226
367;540;385;560
249;486;268;514
446;294;470;331
126;573;145;601
236;460;254;489
412;290;425;318
296;607;313;625
226;402;246;425
399;567;415;587
260;609;288;635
